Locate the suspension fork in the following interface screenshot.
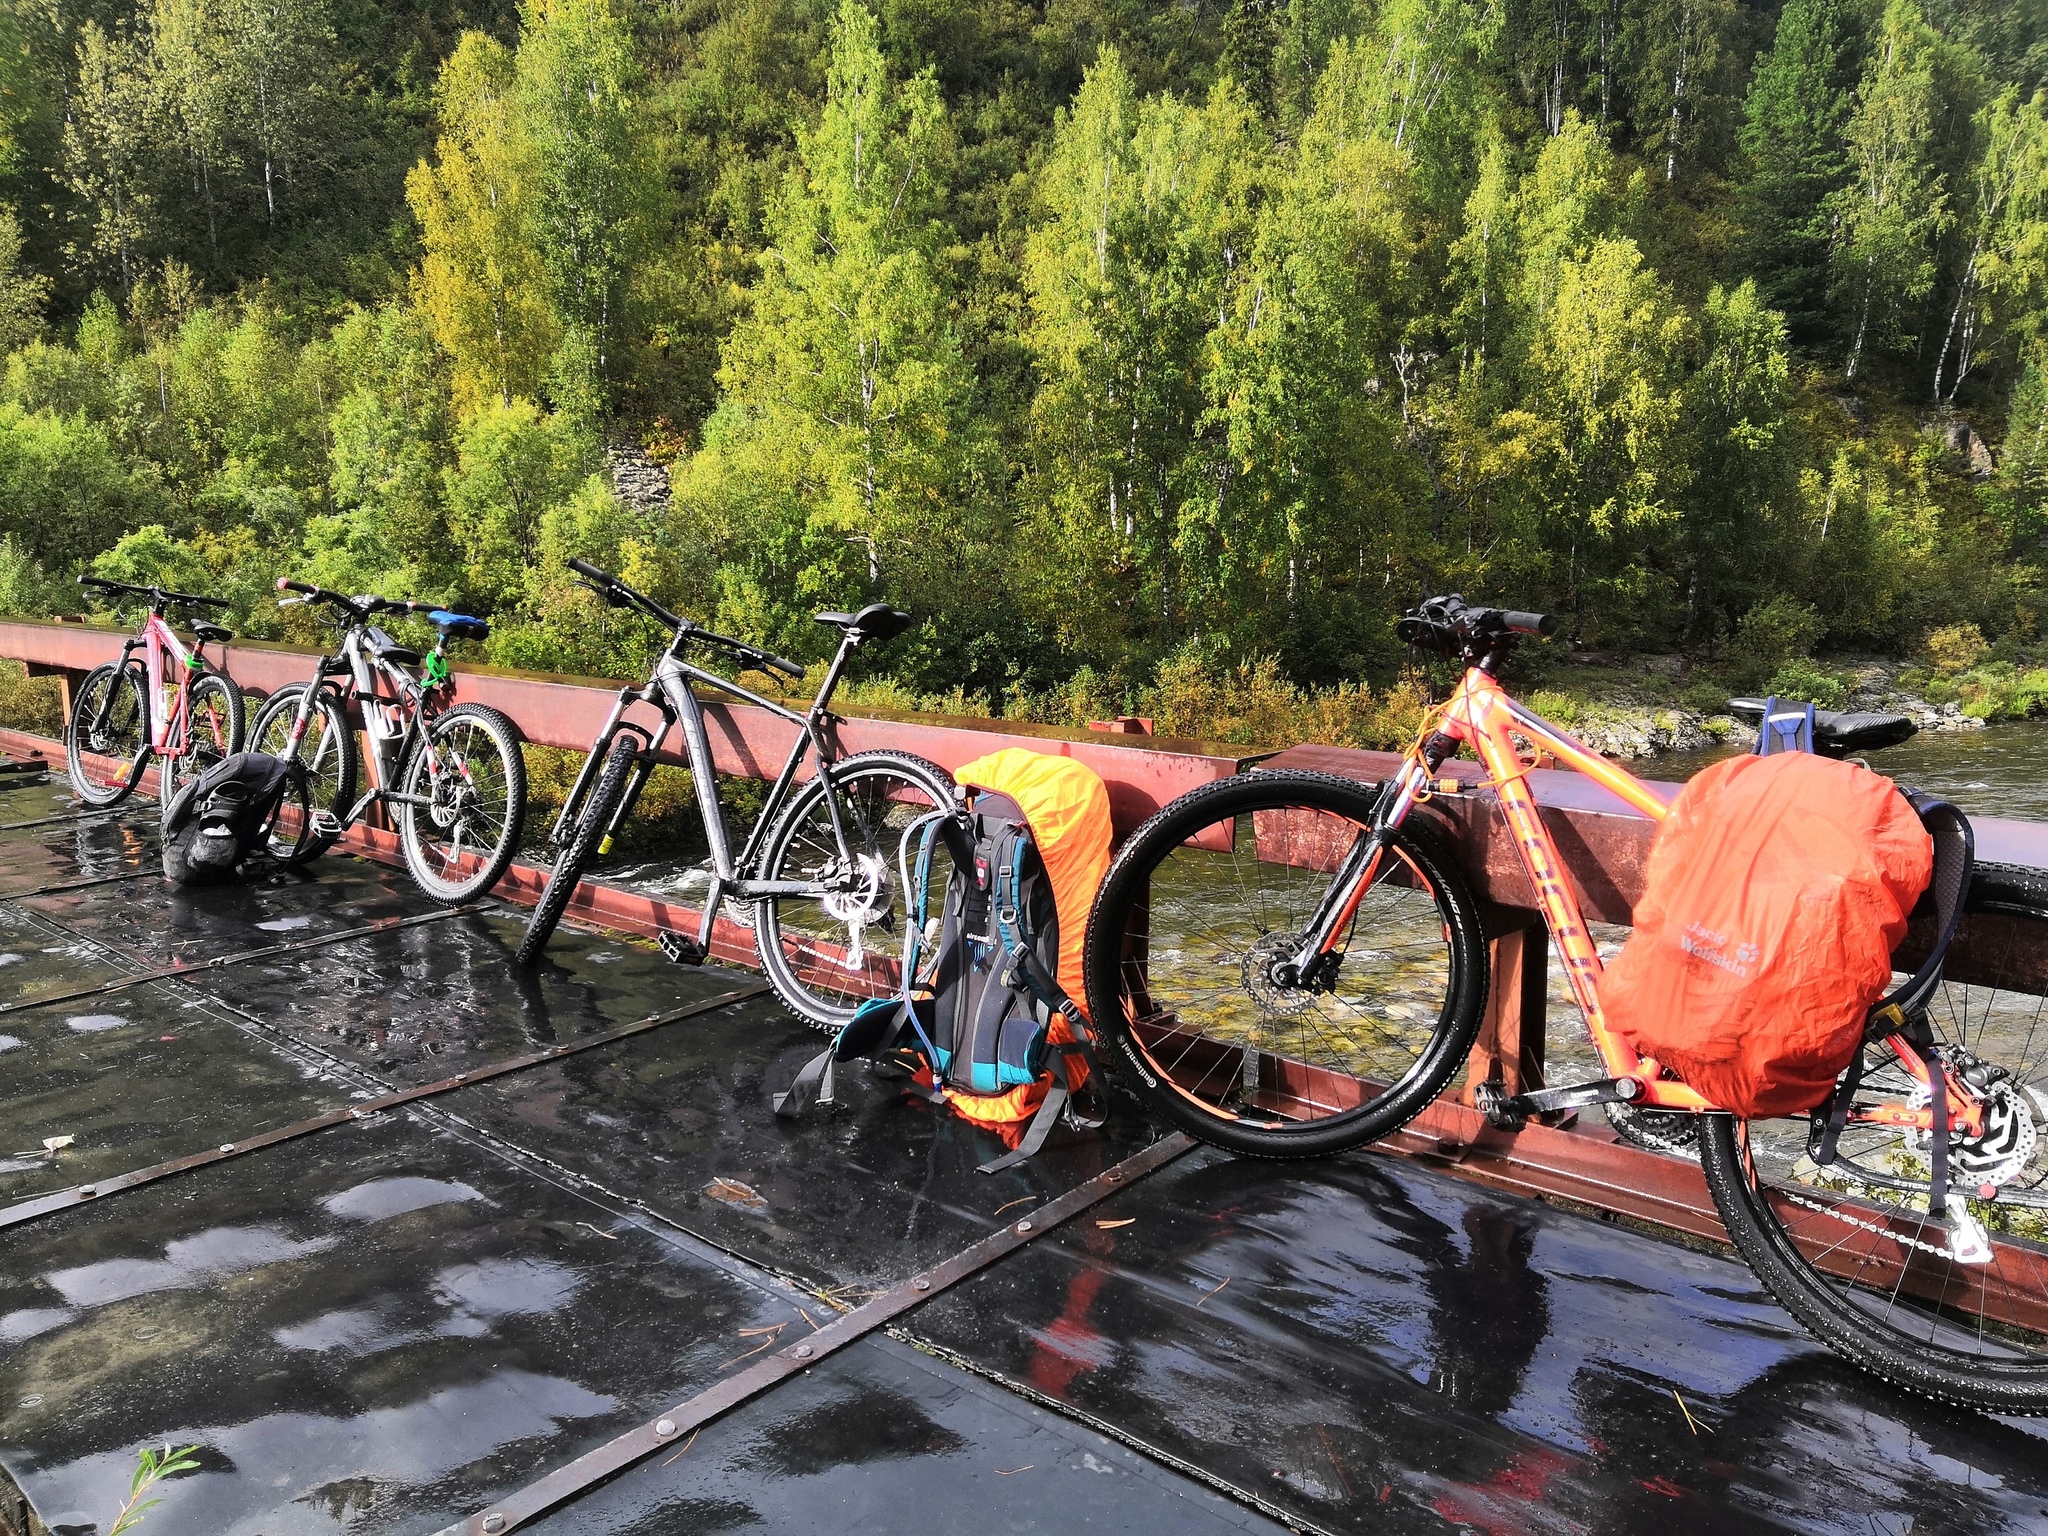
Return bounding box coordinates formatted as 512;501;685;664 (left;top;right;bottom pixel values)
93;637;146;734
552;681;668;842
284;661;349;754
1285;747;1442;979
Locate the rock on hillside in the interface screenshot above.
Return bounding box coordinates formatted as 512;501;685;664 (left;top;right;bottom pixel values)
607;442;673;516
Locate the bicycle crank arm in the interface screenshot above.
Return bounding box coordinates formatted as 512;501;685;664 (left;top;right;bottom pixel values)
1475;1076;1642;1132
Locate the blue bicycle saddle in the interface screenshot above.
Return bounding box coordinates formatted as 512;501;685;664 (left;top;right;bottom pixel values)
429;610;490;642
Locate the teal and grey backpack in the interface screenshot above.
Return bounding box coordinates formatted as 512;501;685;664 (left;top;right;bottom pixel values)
775;790;1103;1173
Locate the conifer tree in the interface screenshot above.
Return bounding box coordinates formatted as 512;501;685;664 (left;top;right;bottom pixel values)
1732;0;1863;345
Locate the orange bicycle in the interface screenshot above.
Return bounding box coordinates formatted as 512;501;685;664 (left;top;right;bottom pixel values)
1084;593;2048;1412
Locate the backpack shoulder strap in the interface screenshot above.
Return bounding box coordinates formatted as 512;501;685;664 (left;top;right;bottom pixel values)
975;941;1107;1175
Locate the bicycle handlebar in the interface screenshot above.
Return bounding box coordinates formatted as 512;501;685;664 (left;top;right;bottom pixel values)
563;558;805;681
79;575;230;611
1397;595;1560;658
275;577;424;621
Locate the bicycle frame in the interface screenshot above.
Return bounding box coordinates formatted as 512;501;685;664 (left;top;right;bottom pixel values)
552;636;867;949
1332;665;1980;1132
285;624;446;826
98;612;209;786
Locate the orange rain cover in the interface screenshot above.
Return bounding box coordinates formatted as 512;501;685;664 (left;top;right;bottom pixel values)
953;748;1114;1019
1603;752;1932;1119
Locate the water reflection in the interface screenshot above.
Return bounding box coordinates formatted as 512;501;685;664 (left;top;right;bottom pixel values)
1653;721;2048;820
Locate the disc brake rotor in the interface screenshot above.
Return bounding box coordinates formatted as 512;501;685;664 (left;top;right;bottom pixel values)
1242;931;1317;1017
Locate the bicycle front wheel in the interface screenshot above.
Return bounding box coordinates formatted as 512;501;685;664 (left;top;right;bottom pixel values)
65;661;148;807
515;734;638;966
1081;769;1488;1158
398;703;527;903
250;685;358;858
161;670;246;812
753;750;956;1029
1700;899;2048;1413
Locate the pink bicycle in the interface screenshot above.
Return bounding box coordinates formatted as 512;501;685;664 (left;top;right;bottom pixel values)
64;576;246;814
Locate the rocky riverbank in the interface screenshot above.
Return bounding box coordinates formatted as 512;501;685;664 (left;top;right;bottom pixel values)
1535;653;1987;760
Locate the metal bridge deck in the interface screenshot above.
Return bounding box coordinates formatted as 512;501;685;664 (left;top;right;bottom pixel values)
3;778;2047;1535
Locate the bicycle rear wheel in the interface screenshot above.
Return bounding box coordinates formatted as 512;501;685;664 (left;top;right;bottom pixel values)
65;661;147;807
753;750;956;1029
1699;899;2048;1413
1081;770;1488;1159
398;703;527;903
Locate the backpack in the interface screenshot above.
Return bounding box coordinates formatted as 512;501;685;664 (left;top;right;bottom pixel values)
776;749;1114;1173
162;752;294;886
1602;751;1935;1118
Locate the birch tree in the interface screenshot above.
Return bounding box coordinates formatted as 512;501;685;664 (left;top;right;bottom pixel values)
220;0;335;232
61;22;154;296
408;33;558;418
1932;88;2048;402
673;0;981;651
1828;0;1949;380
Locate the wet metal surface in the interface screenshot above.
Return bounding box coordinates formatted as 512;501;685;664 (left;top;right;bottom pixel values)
0;1116;807;1534
11;790;2048;1534
910;1147;2048;1534
439;1134;1195;1533
528;1334;1287;1535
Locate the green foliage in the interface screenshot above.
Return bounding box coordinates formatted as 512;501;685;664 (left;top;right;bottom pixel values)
0;533;62;617
1763;655;1850;708
1926;619;1992;669
108;1442;202;1536
1726;593;1825;686
0;403;161;570
1734;0;1865;343
4;0;2048;745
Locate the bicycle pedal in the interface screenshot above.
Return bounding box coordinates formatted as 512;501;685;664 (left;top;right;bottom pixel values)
1473;1080;1528;1132
659;933;707;966
310;810;342;836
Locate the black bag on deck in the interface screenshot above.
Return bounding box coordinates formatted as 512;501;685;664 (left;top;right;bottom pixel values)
162;753;292;885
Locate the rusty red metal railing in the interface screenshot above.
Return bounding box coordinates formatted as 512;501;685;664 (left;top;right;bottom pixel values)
15;619;2048;1278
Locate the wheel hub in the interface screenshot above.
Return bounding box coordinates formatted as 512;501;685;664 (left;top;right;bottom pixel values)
820;853;890;927
1242;932;1318;1016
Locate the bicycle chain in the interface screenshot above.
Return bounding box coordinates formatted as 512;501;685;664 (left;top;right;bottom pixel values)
1609;1107;1964;1259
1774;1181;1962;1261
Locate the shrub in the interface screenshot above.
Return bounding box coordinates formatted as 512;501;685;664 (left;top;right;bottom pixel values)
1763;656;1849;710
0;534;65;618
0;658;60;734
1726;595;1824;688
1925;622;1990;673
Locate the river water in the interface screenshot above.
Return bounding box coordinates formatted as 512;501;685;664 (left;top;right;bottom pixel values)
1650;722;2048;821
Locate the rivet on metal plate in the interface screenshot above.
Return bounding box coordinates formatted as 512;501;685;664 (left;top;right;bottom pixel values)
793;1344;814;1359
77;1186;95;1198
655;1418;676;1437
1015;1220;1033;1234
219;1144;235;1153
911;1278;929;1291
482;1515;507;1533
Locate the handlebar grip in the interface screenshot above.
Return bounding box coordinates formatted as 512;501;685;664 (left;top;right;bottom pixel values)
78;575;118;592
278;578;317;595
566;557;614;585
765;653;805;680
1502;610;1559;637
